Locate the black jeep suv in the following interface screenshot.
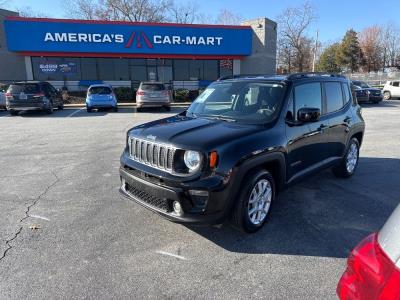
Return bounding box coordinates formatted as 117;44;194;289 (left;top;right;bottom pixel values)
119;73;365;233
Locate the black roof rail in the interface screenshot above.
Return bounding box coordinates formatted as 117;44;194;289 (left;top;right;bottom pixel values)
286;72;347;80
217;74;276;81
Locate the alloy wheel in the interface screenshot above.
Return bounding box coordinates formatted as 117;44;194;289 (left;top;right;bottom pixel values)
247;179;272;225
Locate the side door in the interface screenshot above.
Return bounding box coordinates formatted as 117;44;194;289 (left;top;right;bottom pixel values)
285;81;330;179
323;81;352;158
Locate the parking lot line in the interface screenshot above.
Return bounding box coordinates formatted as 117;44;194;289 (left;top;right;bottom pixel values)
67;108;84;118
155;250;188;261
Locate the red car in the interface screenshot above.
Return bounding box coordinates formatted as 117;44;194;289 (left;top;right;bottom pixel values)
337;204;400;299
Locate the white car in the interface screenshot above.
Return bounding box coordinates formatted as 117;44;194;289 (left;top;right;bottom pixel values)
382;80;400;100
136;82;172;112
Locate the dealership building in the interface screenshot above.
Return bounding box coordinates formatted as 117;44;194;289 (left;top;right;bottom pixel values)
0;8;277;91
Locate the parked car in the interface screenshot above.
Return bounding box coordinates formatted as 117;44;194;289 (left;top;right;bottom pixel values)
119;73;365;233
337;204;400;299
136;82;172;112
0;88;6;110
86;84;118;112
352;80;383;103
382;80;400;100
6;81;63;115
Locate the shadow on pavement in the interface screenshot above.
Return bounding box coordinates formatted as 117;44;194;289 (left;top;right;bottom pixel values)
186;157;399;258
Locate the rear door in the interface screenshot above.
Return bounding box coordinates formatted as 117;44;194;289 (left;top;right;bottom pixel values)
323;81;351;158
391;81;400;97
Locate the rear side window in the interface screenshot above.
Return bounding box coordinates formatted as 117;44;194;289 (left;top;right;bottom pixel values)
342;83;352;105
8;84;40;94
140;84;165;91
294;83;322;117
325;82;344;113
89;86;112;94
393;82;400;87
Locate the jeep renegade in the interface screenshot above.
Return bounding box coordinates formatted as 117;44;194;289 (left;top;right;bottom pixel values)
119;73;365;233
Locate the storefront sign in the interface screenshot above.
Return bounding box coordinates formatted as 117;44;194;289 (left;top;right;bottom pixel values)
38;61;77;74
4;17;252;57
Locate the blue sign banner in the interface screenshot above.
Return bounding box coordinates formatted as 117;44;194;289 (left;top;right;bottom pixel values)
4;18;252;57
39;61;77;74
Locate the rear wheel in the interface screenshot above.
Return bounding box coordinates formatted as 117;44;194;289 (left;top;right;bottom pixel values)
136;107;142;112
164;106;171;112
113;106;118;112
383;91;391;100
231;170;275;233
58;102;64;110
86;107;92;113
332;138;360;178
9;110;19;116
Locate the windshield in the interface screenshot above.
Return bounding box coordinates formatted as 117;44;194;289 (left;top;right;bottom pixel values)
187;81;286;124
8;84;40;94
352;81;371;89
89;86;112;95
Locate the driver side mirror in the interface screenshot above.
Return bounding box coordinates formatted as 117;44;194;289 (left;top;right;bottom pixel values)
297;107;320;123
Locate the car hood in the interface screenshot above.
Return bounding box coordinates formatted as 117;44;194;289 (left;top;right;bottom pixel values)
129;114;263;150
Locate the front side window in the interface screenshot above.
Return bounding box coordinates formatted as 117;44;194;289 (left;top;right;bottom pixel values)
325;82;344;113
342;82;352;104
294;83;322;118
187;81;286;124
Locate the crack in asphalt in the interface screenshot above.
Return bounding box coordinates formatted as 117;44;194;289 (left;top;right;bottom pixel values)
0;171;60;263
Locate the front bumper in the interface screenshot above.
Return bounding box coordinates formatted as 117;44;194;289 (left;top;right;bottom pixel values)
119;162;234;224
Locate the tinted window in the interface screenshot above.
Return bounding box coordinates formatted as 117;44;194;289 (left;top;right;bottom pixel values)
140;83;165;91
294;83;322;117
8;84;40;94
325;82;344;113
342;83;352;104
89;86;112;94
393;82;400;87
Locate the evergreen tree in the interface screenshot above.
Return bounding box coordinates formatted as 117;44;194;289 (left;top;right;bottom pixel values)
316;43;341;73
337;29;364;72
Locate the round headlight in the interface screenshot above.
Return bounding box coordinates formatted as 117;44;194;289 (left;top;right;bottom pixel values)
184;151;201;172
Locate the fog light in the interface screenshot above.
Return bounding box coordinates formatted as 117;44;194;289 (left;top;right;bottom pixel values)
173;201;183;215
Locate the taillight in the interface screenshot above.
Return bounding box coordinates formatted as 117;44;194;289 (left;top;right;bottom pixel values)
137;91;145;96
337;233;398;300
5;92;13;100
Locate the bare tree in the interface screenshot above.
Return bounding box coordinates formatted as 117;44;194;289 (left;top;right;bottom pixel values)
168;1;198;24
64;0;100;20
359;26;383;72
277;1;316;72
381;22;400;68
97;0;172;22
17;6;48;18
216;9;242;25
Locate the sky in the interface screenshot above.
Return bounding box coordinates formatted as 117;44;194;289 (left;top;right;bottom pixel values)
3;0;400;43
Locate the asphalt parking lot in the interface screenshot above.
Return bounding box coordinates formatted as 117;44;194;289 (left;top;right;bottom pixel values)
0;102;399;299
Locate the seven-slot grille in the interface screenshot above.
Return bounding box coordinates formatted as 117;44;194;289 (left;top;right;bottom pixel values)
129;137;175;172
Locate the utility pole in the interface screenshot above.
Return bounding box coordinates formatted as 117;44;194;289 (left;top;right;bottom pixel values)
312;30;319;72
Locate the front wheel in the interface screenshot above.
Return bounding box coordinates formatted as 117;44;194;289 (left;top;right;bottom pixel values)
46;101;54;114
58;102;64;110
9;110;19;116
231;170;275;233
383;91;391;100
332;138;360;178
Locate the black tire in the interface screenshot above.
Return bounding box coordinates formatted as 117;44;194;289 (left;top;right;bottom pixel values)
58;102;64;110
9;110;19;116
231;170;275;233
113;106;118;112
164;106;171;112
383;91;391;100
332;138;360;178
46;101;54;114
86;107;92;113
136;107;142;112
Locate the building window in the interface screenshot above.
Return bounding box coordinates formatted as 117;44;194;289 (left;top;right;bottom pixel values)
219;60;233;78
114;59;129;81
81;58;97;80
203;60;219;81
173;60;189;81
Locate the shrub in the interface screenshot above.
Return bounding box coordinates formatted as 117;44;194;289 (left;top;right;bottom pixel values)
114;87;134;102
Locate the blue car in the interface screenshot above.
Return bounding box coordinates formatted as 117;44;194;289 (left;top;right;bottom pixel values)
86;84;118;112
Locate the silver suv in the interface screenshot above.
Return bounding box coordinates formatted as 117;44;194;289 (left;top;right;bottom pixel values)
136;82;172;112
